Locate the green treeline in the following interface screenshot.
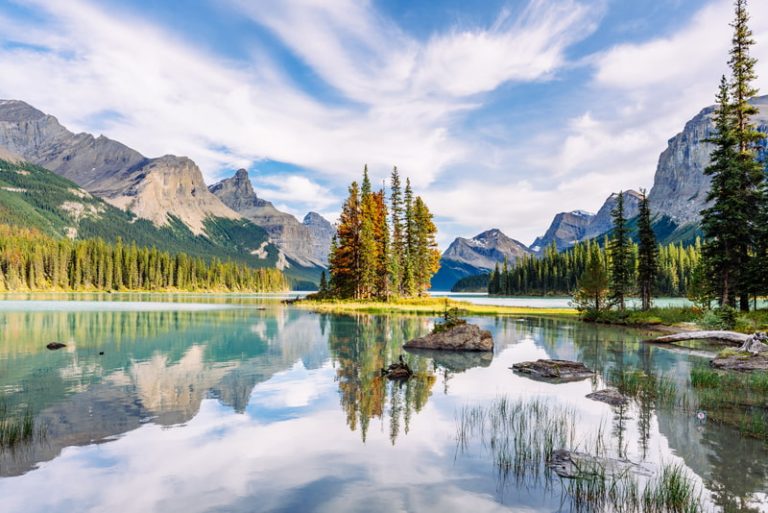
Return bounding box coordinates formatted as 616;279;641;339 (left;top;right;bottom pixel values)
0;225;287;292
324;166;440;300
487;238;701;298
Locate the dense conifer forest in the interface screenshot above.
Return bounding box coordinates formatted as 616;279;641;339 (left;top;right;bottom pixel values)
0;225;287;292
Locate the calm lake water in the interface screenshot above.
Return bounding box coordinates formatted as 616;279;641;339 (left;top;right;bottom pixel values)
0;294;766;512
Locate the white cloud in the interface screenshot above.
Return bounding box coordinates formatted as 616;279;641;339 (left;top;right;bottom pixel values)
252;174;339;220
0;0;602;248
2;0;762;249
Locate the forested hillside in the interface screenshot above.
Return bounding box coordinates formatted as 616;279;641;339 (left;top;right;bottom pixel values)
0;225;286;292
468;239;702;297
0;158;288;269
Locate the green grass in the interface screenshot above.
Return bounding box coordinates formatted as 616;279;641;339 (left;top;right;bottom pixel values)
583;307;702;327
456;396;704;513
690;367;768;441
294;297;578;317
612;369;678;407
0;403;36;449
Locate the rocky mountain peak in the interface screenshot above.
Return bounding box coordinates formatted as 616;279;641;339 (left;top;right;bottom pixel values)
0;100;47;122
648;95;768;226
432;228;531;290
210;169;333;267
209;168;271;211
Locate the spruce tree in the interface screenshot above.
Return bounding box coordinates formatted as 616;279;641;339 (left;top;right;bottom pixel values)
637;189;658;311
411;196;441;295
574;242;609;313
702;76;742;307
608;192;631;310
402;178;416;296
328;182;361;298
729;0;764;310
389;167;404;295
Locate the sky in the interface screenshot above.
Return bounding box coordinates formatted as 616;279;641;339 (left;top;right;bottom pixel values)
0;0;767;249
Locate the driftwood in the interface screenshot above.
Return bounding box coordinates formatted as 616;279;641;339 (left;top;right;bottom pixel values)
647;331;749;345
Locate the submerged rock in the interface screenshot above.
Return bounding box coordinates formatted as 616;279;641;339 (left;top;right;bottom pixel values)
404;323;493;352
46;342;66;350
586;388;628;406
547;449;651;479
511;359;593;382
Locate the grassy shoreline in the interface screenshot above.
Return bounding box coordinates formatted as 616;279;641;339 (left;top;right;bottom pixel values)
293;297;578;317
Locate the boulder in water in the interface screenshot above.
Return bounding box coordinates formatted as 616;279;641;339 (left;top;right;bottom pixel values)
404;323;493;352
512;359;593;382
46;342;67;350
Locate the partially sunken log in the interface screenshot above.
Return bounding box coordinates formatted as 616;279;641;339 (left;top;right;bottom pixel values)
404;323;493;352
647;331;749;345
511;359;593;382
46;342;67;350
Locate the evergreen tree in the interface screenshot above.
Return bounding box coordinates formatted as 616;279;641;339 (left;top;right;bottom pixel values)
608;192;632;310
328;182;362;298
637;189;658;311
372;189;390;299
411;196;441;295
728;0;764;311
319;270;328;295
574;242;609;313
701;76;742;307
402;178;416;296
389;167;404;295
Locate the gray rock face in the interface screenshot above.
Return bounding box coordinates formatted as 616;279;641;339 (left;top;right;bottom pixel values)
0;99;239;234
303;212;334;265
442;229;531;269
531;190;642;251
403;323;493;352
582;190;642;241
648;95;768;225
209;169;332;267
530;211;594;252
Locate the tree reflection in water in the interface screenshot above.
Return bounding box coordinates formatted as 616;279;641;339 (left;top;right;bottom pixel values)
326;314;436;443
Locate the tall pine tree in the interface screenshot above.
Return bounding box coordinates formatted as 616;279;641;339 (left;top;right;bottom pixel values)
730;0;764;310
702;76;742;307
609;191;631;310
637;189;658;311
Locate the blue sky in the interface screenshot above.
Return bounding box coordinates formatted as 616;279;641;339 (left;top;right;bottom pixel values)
0;0;766;247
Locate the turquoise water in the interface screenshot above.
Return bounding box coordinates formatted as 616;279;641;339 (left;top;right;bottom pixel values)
0;295;765;512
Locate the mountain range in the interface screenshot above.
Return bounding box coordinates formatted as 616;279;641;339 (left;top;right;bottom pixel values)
433;95;768;291
0;100;333;286
0;92;765;292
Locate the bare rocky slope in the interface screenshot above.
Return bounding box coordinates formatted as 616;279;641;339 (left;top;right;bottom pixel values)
209;169;333;266
648;95;768;233
0;100;239;235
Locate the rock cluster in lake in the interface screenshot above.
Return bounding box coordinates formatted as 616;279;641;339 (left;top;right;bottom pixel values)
512;359;594;381
404;323;493;352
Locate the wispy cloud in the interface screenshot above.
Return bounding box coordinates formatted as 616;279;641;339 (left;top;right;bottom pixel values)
1;0;760;247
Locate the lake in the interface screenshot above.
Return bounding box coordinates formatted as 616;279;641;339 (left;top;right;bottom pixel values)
0;294;766;512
